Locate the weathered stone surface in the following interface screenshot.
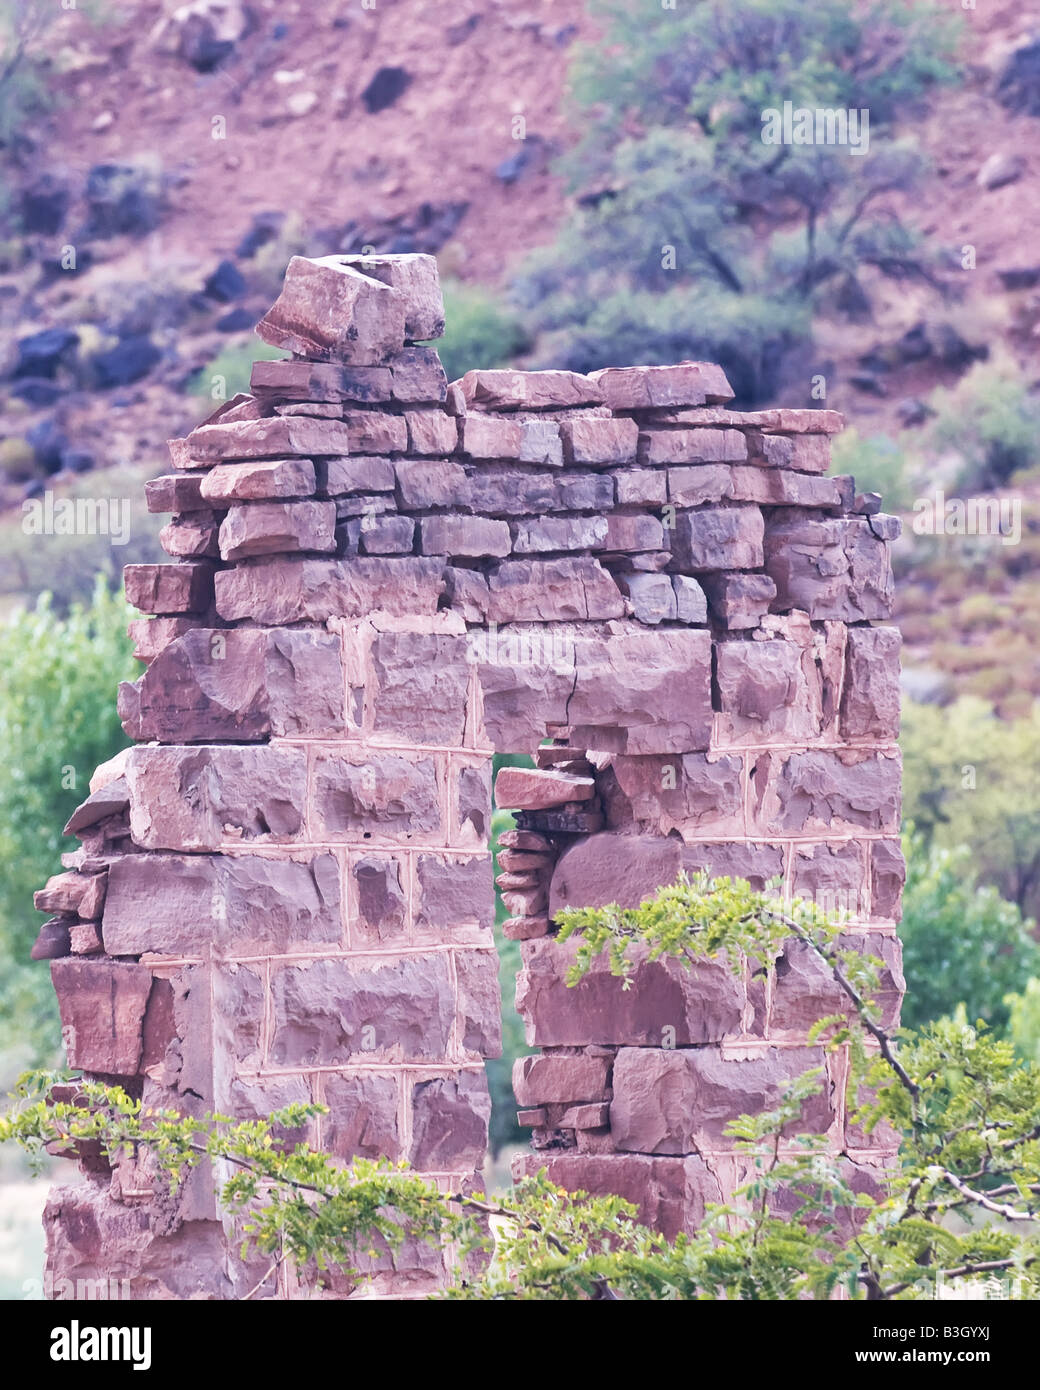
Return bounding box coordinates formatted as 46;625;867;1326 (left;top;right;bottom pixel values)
460;414;524;460
512;516;608;553
359;513;415;554
159;516;221;560
456;763;492;845
421;515;510;557
502;916;550;940
517;418;564;467
609;752;744;838
617;571;676;624
484;558;624;623
554;471;614;511
701;571;776;629
52;959;153;1074
672;574;708;623
790;841;866;917
590;362;734;409
353;855;408;939
64;777;129;837
513;1054;611;1106
394;457;467;509
201;457;317;503
511;1151;723;1240
559;417;639;466
173;413;406;467
764;515;893;620
495;767;596;811
409;1071;490;1171
127;617;199;665
388;346;448;404
840;626;901;740
871;839;906;921
126;744;306;850
752;749;901;835
610;1046;833;1154
668;463;840;507
471;628;575;748
336;252;445;340
365;630;469;744
601;513;665;552
103;852;342;956
458;369;603;411
310;749;442;843
517;937;744;1047
615;467;666;505
119;628;343;742
270;955;453;1065
566;629;714;755
125;562;214;616
656;407;843;435
405;410;457;455
454;948;502;1057
218;500;336;560
501;886;548;917
641;429;747;467
715;637;822;743
549;834;681;918
751;432;831;473
256;254;407;362
670;505;764;571
146;473;207;513
250;358;394;403
35;870;106;918
771;934;903;1033
215;557;444;623
679;840;784;890
415;854;494;934
31;919;71;960
323;1073;402;1161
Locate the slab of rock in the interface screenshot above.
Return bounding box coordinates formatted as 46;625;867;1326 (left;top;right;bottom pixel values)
512;516;609;553
485;558;624;622
590;362;734;409
753;748;901;836
870;839;906;921
250;358;394;403
609;751;744;838
670;504;764;571
409;1072;490;1170
52;959;154;1075
513;1054;612;1106
124;561;214;616
323;1073;402;1162
335;252;445;340
394;457;468;509
172;413;406;467
145;473;208;514
366;629;470;744
256;254;407;362
325;455;396;494
421;515;510;557
215;556;444;623
549;833;681;917
458;369;603;411
200;458;316;503
353;855;408;940
388;346;448;404
700;571;776;629
641;428;747;467
494;766;596;811
405;410;458;455
310;748;442;843
617;570;676;624
218;500;336;560
839;626;901;740
559;417;639;466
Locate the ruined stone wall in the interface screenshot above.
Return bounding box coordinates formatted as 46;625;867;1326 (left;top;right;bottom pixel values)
35;253;903;1297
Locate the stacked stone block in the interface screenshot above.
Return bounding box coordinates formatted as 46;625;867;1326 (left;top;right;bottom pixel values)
36;252;903;1296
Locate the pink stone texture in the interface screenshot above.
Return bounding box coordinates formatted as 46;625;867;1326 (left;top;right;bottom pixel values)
39;252;902;1299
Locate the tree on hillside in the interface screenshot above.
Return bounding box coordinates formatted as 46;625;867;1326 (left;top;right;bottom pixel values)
518;0;961;401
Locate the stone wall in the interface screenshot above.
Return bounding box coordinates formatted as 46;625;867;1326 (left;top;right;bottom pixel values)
34;253;903;1297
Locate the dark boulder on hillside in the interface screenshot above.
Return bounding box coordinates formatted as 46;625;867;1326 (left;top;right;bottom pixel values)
14;328;79;379
19;176;70;235
997;40;1040;117
83;165;162;239
361;67;412;114
91;336;162;389
204;260;247;303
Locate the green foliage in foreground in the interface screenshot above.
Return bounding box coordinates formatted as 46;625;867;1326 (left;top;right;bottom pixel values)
0;580;136;1066
6;874;1040;1299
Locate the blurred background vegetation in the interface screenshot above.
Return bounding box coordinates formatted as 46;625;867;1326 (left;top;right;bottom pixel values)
0;0;1038;1288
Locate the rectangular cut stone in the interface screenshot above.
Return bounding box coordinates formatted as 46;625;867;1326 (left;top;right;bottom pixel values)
839;626;901;740
517;419;564;467
614;468;666;505
359;514;414;554
218;501;336;561
559;417;639;466
458;369;603;411
126;744;307;851
256;254;406;363
335;252;445;340
124;562;214;616
554;472;614;511
669;465;840;508
465;467;554;516
495;767;596;811
270;955;453;1065
679;840;784;890
548;833;680;917
395;458;468;509
389;347;448;404
103;852;342;955
145;474;207;513
250;358;394;403
159;517;220;560
640;428;747;466
367;631;470;744
610;1046;833;1154
517;938;744;1047
310;748;443;843
421;515;510;557
513;1055;611;1106
715;636;824;744
610;752;745;836
460;415;525;459
172;414;406;466
764;515;893;620
649;407;844;435
590;362;734;409
51;959;153;1075
405;410;458;455
200;458;316;503
214;557;443;623
324;455;396;494
414;854;495;935
566;628;713;754
512;516;608;553
670;505;764;571
600;513;665;551
485;558;624;622
700;571;776;629
771;934;902;1033
751;748;901;835
409;1071;491;1170
751;432;832;473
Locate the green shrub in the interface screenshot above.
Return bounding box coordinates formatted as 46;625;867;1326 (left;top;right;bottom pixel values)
187;339;285;403
0;579;137;1064
830;428;916;511
927;354;1040;490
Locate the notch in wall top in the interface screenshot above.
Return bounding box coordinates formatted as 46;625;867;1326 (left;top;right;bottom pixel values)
255;253;445;365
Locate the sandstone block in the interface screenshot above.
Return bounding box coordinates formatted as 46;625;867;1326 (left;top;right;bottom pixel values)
458;369;603;411
601;512;665;551
421;515;510;557
218;500;335;560
324;1073;402;1162
870;839;906;921
322;455;396;494
670;505;764;571
388;346;448;404
335;252;445;340
700;571;776;629
250;358;394;403
352;855;408;940
405;410;458;455
409;1072;490;1171
124;562;214;616
310;749;442;843
672;574;708;623
201;458;316;503
359;513;415;554
840;626;901;740
215;557;444;623
415;854;494;934
517;418;564;467
679;840;783;890
559;417;639;466
485;558;624;623
159;517;220;560
454;947;502;1057
617;571;676;624
610;752;744;838
494;767;596;811
145;473;207;513
460;415;524;460
549;833;681;918
52;959;154;1075
368;630;470;743
640;428;747;467
614;468;666;505
256;254;407;362
752;749;901;836
590;362;734;410
513;1054;612;1107
512;516;608;553
394;457;468;509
